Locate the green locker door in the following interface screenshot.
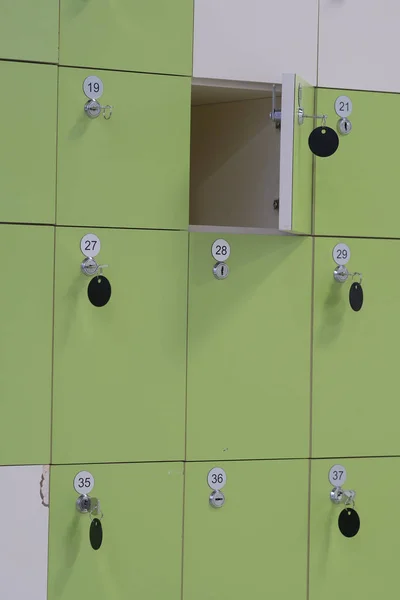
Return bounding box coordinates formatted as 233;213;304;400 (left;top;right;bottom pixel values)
183;460;308;600
313;237;400;458
0;0;58;62
315;88;400;237
0;225;53;465
59;0;193;76
48;462;184;600
310;457;400;600
56;67;190;230
279;74;314;234
52;228;188;464
186;233;312;461
0;62;57;224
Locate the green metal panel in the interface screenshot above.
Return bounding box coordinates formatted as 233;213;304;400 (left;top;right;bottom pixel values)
59;0;193;76
0;225;53;465
315;88;400;237
52;228;188;464
183;460;308;600
313;237;400;457
186;233;312;461
56;67;190;229
310;457;400;600
48;462;184;600
292;75;314;234
0;62;57;224
0;0;58;62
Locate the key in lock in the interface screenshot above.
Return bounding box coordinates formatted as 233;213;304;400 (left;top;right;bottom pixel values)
76;494;92;513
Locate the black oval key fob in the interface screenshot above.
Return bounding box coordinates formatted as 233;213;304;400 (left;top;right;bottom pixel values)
90;518;103;550
308;126;339;157
88;276;112;307
338;508;360;538
349;282;363;312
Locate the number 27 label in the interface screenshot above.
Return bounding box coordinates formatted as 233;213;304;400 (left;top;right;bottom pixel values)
81;233;101;258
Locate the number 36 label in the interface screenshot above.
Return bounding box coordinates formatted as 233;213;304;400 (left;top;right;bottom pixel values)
80;233;101;258
73;471;95;494
332;243;350;266
328;464;347;486
207;467;227;490
211;239;230;261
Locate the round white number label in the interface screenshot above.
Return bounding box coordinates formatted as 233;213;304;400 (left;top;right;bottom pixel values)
83;76;104;99
334;96;352;118
332;243;350;266
80;233;101;257
328;464;347;486
211;239;230;261
73;471;95;494
207;467;227;490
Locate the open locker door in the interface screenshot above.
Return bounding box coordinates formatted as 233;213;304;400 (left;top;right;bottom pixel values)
279;74;315;234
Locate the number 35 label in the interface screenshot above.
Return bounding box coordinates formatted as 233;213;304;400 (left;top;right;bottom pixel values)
211;239;230;261
333;243;350;266
328;464;347;486
73;471;95;494
80;233;101;258
207;467;227;490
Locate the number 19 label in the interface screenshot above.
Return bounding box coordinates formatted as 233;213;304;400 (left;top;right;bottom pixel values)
83;76;104;100
207;467;227;490
328;464;347;486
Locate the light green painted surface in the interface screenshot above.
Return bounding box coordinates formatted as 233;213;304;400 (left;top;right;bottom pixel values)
186;233;312;461
313;237;400;457
310;457;400;600
56;68;190;229
0;62;57;224
52;228;188;464
315;88;400;237
48;463;184;599
0;225;53;465
59;0;193;76
0;0;58;62
183;460;308;600
292;75;314;234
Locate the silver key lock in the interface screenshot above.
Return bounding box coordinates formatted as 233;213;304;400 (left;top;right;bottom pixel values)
84;99;113;120
337;117;352;135
81;257;109;277
330;486;356;505
209;490;225;508
213;262;229;280
76;494;93;513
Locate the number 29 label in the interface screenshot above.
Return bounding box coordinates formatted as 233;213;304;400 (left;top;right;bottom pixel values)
328;464;347;486
207;467;227;490
73;470;95;494
332;243;350;266
211;239;230;261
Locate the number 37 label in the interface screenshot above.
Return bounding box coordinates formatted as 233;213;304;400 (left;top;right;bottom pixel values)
328;464;347;486
74;471;95;494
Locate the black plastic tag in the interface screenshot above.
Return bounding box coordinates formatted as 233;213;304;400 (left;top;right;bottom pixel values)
338;508;360;538
349;282;363;312
90;518;103;550
88;276;111;307
308;126;339;157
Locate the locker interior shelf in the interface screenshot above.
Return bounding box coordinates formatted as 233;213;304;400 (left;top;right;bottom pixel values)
190;78;282;231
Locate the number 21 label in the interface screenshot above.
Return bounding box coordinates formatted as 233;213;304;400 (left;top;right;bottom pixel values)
207;467;227;490
81;233;101;258
328;464;347;486
211;239;230;261
73;470;95;494
332;243;350;266
334;95;352;118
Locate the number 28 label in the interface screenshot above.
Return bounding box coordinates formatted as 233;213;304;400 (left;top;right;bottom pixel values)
80;233;101;258
328;464;347;486
73;470;95;494
207;467;227;490
333;243;350;266
211;239;230;261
